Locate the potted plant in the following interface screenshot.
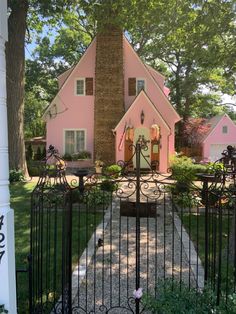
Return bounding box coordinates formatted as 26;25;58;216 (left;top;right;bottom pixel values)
95;160;104;174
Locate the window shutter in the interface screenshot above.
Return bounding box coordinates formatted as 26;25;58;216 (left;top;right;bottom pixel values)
128;78;136;96
86;78;93;95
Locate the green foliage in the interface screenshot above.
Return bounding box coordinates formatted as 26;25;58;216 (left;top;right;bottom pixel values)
26;144;33;161
143;278;236;313
86;186;111;208
174;192;201;208
170;155;207;193
27;161;41;177
72;150;91;160
100;180;118;192
9;169;24;183
34;146;42;161
42;146;46;159
63;153;73;161
206;162;225;174
106;164;122;178
24;88;47;139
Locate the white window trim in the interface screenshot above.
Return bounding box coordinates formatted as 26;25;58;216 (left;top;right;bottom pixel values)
136;78;146;95
75;78;85;96
63;128;87;154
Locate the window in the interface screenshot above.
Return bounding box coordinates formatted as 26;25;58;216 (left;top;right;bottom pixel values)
76;79;85;95
128;78;146;96
75;78;94;95
222;126;228;134
64;130;85;154
136;79;145;94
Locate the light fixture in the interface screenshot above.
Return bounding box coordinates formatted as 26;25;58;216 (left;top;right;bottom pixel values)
140;110;145;124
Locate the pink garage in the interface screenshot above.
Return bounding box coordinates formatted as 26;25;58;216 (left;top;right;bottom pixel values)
202;114;236;161
43;34;180;172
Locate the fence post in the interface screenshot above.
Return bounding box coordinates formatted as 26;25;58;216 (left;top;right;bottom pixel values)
202;177;209;282
135;143;141;314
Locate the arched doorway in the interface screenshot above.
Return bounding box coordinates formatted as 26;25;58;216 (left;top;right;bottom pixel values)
133;127;151;168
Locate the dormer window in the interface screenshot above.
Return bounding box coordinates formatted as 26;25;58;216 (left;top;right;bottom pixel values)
136;79;146;94
75;78;93;96
222;126;228;134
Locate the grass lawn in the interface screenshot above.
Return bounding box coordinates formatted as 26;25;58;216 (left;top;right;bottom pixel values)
11;182;104;313
181;212;234;294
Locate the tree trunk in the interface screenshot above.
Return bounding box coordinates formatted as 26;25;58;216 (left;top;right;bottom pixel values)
6;0;28;176
94;25;125;165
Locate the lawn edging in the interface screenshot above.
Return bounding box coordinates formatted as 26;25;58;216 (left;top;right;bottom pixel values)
172;211;205;290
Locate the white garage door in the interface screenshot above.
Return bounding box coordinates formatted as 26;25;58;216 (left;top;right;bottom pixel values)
210;144;236;161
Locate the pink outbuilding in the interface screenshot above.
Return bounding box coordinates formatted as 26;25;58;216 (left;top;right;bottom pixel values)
202;114;236;161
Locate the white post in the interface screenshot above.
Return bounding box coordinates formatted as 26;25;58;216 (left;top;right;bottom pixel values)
0;1;17;313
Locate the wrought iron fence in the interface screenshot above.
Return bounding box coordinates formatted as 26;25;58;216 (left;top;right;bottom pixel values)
26;144;236;313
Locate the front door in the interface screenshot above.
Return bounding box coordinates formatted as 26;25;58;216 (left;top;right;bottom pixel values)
133;127;151;168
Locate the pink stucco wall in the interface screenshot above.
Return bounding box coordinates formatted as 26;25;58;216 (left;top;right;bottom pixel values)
46;39;96;157
203;115;236;160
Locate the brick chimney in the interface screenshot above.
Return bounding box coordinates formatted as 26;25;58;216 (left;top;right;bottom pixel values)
94;26;125;165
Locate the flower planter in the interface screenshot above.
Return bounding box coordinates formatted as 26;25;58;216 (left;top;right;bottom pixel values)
66;159;93;169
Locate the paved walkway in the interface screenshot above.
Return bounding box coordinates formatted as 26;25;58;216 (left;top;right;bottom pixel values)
71;196;204;313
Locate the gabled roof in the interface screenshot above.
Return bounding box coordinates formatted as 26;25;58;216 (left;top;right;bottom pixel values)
57;65;75;87
44;33;181;123
43;38;96;119
145;64;165;80
202;114;234;142
114;90;170;132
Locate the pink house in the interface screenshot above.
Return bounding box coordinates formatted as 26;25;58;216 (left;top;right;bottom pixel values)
43;34;181;172
202;114;236;161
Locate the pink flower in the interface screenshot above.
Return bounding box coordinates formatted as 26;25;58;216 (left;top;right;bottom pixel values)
133;287;143;299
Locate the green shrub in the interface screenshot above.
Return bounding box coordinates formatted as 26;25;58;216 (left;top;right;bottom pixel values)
100;180;118;192
63;153;73;161
42;146;46;159
26;143;33;161
170;156;207;194
143;278;235;313
9;169;24;183
34;146;42;161
86;186;111;208
206;161;225;174
106;164;122;178
72;151;91;160
27;162;41;177
173;192;201;208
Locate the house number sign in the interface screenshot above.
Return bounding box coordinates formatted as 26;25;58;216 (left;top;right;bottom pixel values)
0;215;5;264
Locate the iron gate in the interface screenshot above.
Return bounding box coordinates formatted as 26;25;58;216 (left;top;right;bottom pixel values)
29;144;236;313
